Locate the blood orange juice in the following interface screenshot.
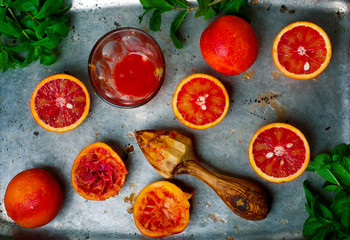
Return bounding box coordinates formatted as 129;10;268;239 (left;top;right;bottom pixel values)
88;28;165;108
113;52;161;100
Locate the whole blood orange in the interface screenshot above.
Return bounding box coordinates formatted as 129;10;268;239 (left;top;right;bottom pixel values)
71;142;128;201
200;15;258;75
248;123;310;183
30;74;90;132
172;73;229;130
4;168;63;228
133;181;192;238
272;21;332;80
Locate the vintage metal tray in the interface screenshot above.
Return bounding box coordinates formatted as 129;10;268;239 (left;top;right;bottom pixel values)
0;0;349;239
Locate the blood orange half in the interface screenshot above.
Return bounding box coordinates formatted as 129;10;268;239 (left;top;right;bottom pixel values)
71;142;128;201
172;73;229;130
272;21;332;80
30;74;90;132
248;123;310;183
133;181;192;238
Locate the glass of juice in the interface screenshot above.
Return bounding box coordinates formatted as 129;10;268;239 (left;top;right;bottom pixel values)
88;28;165;108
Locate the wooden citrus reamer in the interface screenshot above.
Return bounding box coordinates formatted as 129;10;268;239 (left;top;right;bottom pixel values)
134;130;270;221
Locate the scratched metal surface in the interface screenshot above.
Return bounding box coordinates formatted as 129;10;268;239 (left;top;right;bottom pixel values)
0;0;349;239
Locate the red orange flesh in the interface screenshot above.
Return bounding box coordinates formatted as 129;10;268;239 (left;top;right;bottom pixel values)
272;21;332;80
248;123;310;183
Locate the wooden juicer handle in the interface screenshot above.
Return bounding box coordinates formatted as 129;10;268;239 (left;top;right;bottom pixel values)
174;159;270;221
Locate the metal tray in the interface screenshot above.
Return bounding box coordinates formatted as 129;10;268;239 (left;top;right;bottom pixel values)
0;0;349;239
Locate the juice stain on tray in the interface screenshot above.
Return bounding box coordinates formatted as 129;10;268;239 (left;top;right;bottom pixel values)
124;182;138;213
208;213;226;223
271;71;282;80
242;69;256;82
246;91;287;122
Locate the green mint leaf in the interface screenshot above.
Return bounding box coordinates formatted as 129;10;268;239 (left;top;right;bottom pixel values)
303;216;324;236
139;8;155;24
195;0;210;18
20;44;35;68
3;40;30;52
0;50;9;70
8;49;25;65
140;0;173;11
332;154;341;162
310;223;333;240
24;28;36;39
0;1;70;71
140;0;152;8
331;217;350;237
0;17;22;38
38;47;56;65
342;156;350;172
21;15;38;29
28;8;38;16
224;0;250;22
149;10;163;31
303;181;315;202
305;202;313;216
330;194;350;220
341;210;350;228
2;0;12;6
53;5;71;15
316;201;333;220
51;15;69;24
168;0;188;8
170;10;189;49
331;144;350;157
322;181;341;192
34;20;50;39
316;165;340;185
47;22;69;38
307;153;332;171
331;161;350;186
212;0;228;13
303;181;317;216
32;33;61;49
9;0;39;11
0;6;6;22
34;0;63;19
204;6;217;20
2;64;10;72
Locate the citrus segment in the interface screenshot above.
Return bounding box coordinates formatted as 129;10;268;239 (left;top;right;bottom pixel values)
172;73;229;130
133;181;192;238
272;21;331;80
4;168;63;228
30;74;90;132
248;123;310;183
200;15;258;75
71;142;128;201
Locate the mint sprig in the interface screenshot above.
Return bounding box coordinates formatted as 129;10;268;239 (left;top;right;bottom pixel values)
303;144;350;239
139;0;250;49
0;0;71;72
